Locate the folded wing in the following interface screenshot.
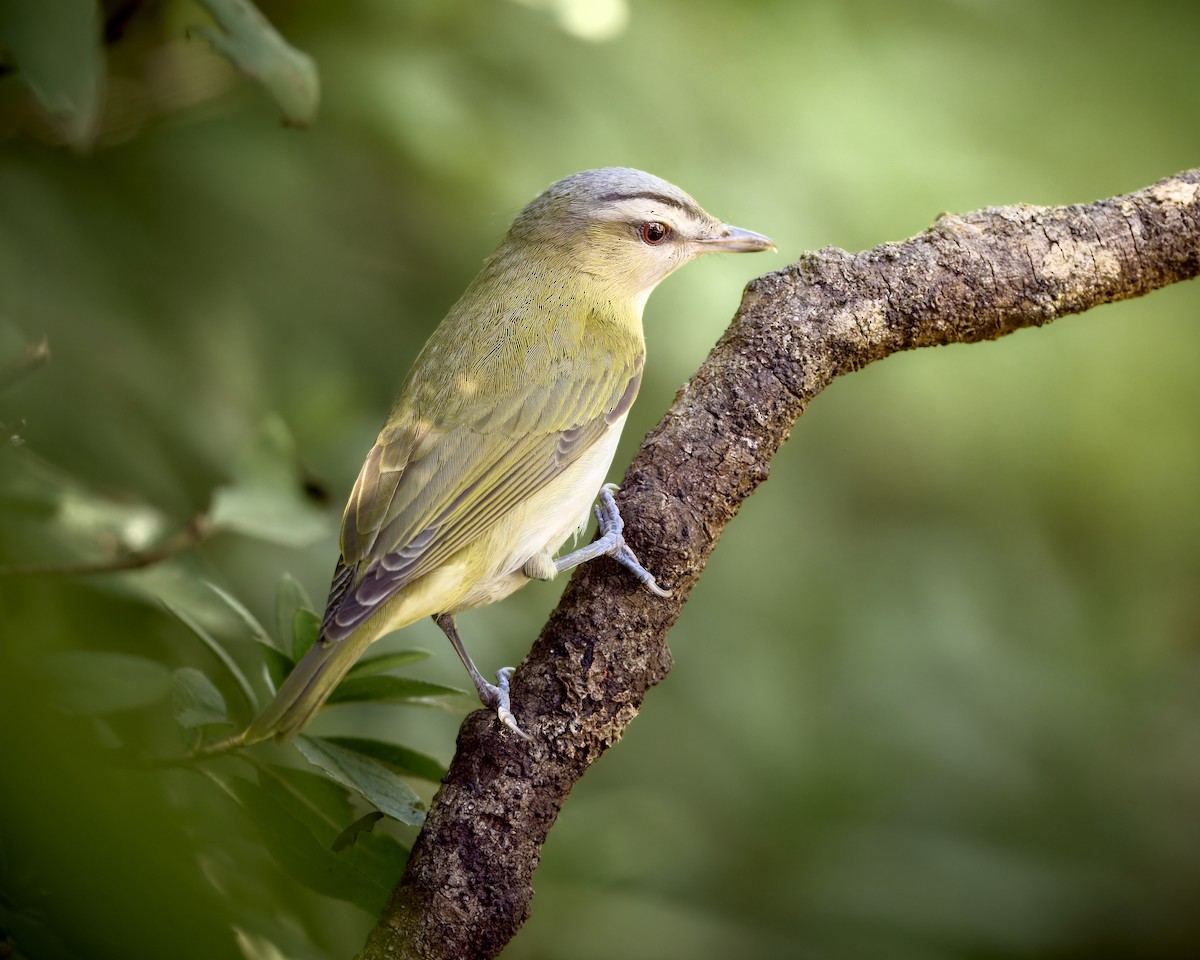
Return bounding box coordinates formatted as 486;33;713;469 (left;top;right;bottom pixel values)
321;349;643;641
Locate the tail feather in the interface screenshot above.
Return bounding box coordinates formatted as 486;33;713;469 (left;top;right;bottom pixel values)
244;632;370;743
243;559;453;743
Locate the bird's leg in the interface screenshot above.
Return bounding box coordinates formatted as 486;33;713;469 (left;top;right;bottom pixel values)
554;483;672;597
433;613;529;739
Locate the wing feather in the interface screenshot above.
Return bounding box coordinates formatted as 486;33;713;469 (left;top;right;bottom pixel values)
322;341;643;641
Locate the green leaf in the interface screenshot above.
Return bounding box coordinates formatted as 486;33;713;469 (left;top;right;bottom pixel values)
0;0;105;147
38;651;170;716
231;929;289;960
291;607;321;662
209;416;330;548
161;598;258;715
170;668;229;728
327;674;466;706
0;446;169;564
0;445;60;510
344;648;432;679
193;0;320;127
273;572;313;651
257;640;294;693
227;774;393;912
255;763;355;838
203;579;273;647
320;736;447;784
254;765;409;898
295;736;426;826
0;334;50;393
332;811;385;853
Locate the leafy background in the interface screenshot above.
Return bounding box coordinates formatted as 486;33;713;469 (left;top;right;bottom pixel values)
1;1;1199;958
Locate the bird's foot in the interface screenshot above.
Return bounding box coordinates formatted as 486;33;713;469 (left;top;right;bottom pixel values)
477;667;530;740
592;484;673;598
552;484;672;596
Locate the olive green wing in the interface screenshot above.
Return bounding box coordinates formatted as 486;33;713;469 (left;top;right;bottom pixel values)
320;352;642;641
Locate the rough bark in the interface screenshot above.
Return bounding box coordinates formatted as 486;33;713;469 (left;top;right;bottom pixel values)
357;169;1200;960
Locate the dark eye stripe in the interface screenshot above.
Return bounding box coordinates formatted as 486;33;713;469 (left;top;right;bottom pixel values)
597;190;703;221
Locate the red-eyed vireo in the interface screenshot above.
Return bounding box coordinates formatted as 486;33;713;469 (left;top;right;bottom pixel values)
245;168;773;742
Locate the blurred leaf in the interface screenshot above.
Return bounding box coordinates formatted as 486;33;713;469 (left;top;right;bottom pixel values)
512;0;631;42
0;334;50;393
255;765;410;896
0;0;105;147
327;674;466;706
273;571;313;653
0;446;58;510
0;446;170;568
227;773;392;912
38;651;170;716
295;736;426;826
0;894;75;960
192;0;319;127
56;493;166;553
256;640;293;693
321;736;446;784
345;648;432;679
291;607;320;661
256;763;354;834
161;598;258;715
170;667;229;728
209;416;330;548
203;579;273;647
332;811;385;853
232;928;289;960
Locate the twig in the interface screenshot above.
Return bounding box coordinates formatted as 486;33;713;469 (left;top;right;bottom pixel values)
0;514;211;576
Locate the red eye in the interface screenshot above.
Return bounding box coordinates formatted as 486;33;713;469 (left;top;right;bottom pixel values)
641;221;670;245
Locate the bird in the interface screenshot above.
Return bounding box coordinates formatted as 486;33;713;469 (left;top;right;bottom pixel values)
242;167;774;743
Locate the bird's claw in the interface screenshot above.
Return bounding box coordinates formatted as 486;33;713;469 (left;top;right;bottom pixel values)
615;543;673;597
488;667;530;740
594;487;673;598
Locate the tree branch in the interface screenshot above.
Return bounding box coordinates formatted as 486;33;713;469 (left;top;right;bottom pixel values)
357;169;1200;960
0;514;211;576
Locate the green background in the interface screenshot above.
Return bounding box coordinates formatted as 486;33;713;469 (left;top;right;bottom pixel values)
1;1;1199;957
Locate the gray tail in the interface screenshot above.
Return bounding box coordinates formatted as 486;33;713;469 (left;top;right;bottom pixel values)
243;635;362;743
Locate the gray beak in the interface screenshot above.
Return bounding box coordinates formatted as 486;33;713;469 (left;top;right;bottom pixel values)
700;223;776;253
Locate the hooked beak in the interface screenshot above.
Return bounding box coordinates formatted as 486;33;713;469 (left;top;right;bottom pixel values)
699;223;776;253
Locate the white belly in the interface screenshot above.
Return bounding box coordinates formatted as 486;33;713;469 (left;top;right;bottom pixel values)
453;414;628;611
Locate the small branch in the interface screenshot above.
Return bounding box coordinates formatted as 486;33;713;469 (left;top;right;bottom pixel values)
0;514;211;576
358;170;1200;959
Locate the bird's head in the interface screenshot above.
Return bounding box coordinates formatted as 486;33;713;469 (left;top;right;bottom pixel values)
504;167;775;312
